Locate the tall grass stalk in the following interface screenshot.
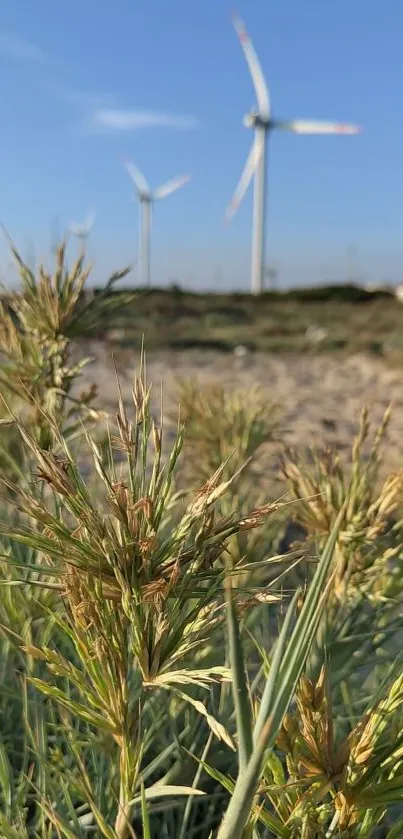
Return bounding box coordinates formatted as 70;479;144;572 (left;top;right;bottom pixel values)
2;242;403;836
0;354;290;836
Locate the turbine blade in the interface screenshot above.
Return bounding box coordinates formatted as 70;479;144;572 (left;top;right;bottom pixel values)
51;215;60;253
224;134;264;223
83;210;96;230
154;175;191;200
69;211;95;237
69;223;83;236
123;158;150;195
276;119;361;135
232;12;270;118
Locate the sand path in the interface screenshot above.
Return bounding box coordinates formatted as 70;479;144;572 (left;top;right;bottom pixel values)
78;343;403;479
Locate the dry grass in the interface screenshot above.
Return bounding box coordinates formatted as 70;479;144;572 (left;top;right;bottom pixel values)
1;240;403;838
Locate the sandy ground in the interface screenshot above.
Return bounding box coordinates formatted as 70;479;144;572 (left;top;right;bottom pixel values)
78;342;403;479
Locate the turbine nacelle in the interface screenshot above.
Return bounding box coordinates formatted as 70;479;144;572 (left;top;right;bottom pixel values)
243;110;270;129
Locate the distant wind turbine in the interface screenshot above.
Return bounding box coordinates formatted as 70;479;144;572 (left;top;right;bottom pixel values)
124;159;190;287
69;211;96;243
24;236;36;271
225;12;361;296
50;215;61;255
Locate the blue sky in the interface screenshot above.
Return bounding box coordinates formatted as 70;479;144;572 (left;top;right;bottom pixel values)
0;0;401;290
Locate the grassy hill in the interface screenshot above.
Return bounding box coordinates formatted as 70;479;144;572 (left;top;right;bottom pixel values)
86;284;403;360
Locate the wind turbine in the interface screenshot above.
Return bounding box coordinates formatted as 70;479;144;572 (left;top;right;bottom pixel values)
226;12;361;296
124;160;190;287
69;211;96;244
50;215;61;256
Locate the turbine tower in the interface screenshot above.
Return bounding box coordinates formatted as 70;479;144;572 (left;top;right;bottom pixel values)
226;12;361;296
124;160;190;287
69;211;96;244
50;214;61;256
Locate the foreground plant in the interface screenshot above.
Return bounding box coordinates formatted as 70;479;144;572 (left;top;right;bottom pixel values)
279;407;403;698
176;378;280;486
0;237;131;452
211;510;343;839
279;406;403;599
0;360;291;837
174;378;287;597
3;259;403;836
267;665;403;837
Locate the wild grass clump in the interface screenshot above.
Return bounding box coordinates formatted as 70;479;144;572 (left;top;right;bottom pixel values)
0;238;131;453
280;409;403;706
2;238;403;837
175;378;280;483
174;379;286;589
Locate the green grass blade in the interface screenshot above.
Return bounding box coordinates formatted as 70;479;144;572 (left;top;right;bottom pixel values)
129;785;205;805
217;508;344;839
178;733;213;839
226;579;253;771
0;739;13;818
253;588;300;745
386;817;403;839
140;782;151;839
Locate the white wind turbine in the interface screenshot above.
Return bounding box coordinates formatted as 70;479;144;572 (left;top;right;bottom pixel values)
124;160;191;287
226;13;361;296
69;211;96;244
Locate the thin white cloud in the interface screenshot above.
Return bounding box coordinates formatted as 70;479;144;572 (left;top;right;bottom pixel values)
18;62;199;136
0;31;45;62
0;32;199;138
88;108;199;132
41;79;114;111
